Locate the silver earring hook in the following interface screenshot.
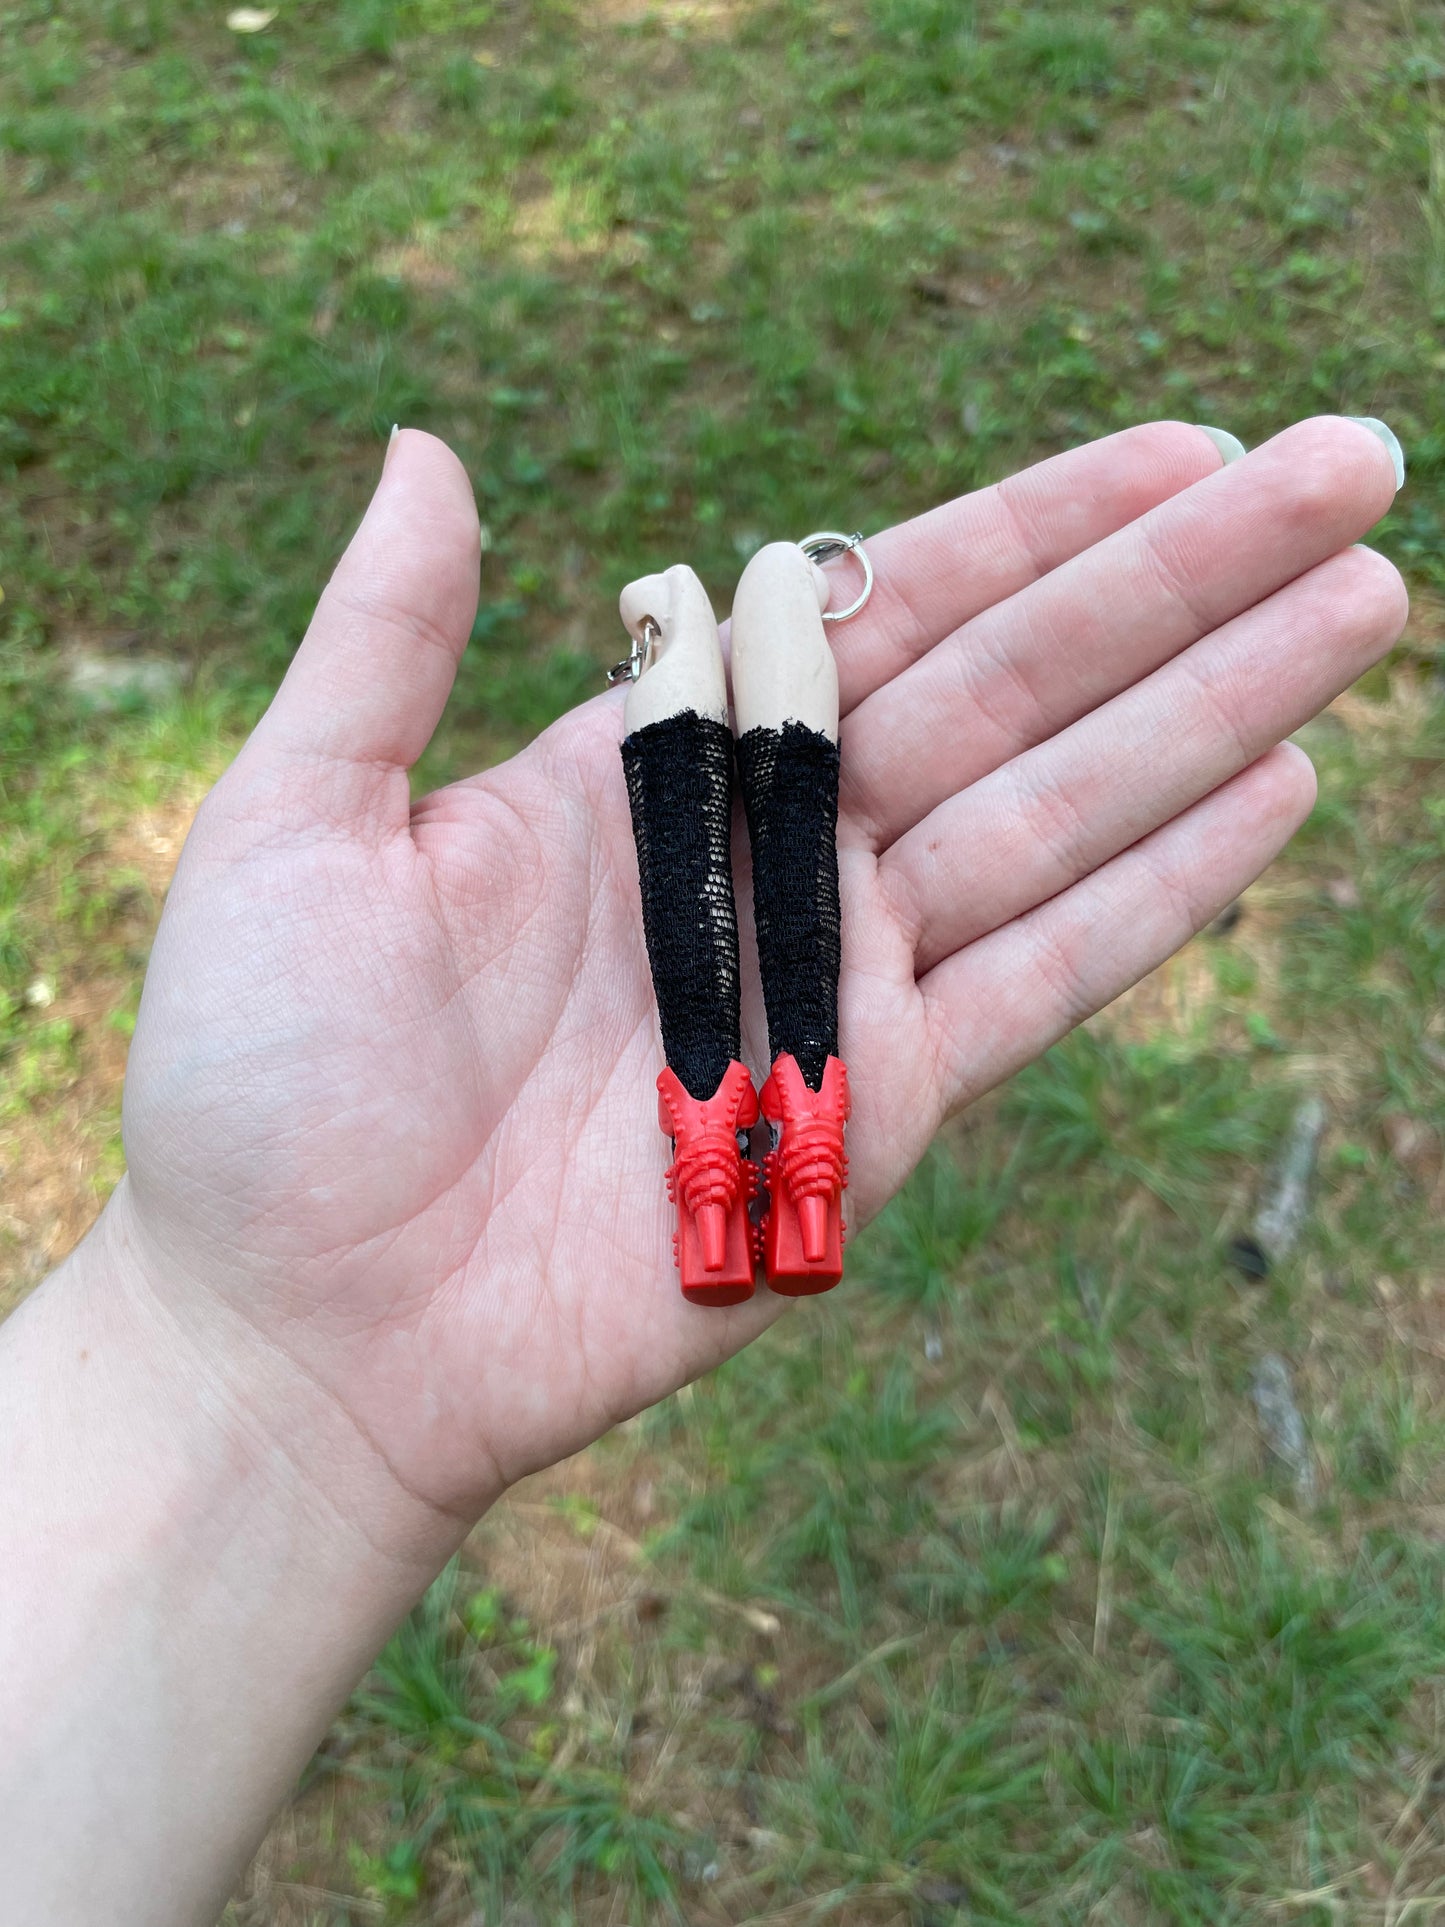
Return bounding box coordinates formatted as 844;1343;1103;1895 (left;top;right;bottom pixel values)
607;614;661;687
797;530;874;623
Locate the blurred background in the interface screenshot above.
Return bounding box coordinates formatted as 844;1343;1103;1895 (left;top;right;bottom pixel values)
3;1;1444;1920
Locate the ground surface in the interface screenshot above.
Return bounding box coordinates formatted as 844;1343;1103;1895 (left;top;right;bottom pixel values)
3;2;1445;1922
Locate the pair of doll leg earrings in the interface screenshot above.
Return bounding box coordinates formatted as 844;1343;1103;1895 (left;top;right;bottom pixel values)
609;534;873;1308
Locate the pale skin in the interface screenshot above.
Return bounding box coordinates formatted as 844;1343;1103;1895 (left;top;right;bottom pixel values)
0;418;1407;1925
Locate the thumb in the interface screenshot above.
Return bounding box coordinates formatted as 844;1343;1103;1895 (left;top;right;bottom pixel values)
240;429;481;834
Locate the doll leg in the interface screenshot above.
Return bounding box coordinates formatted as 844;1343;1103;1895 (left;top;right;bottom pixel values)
618;566;758;1305
731;544;851;1294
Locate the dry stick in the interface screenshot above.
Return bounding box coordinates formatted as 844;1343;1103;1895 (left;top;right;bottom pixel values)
1251;1353;1318;1508
1274;1869;1376;1908
1226;1097;1327;1506
799;1634;924;1713
981;1383;1034;1491
504;1501;782;1636
1230;1093;1328;1277
265;1886;383;1921
1092;1473;1120;1659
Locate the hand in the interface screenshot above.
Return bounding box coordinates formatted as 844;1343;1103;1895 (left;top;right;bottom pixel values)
112;419;1405;1542
4;419;1405;1925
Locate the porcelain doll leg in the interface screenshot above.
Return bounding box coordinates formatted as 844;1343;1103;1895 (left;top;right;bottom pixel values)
731;542;851;1294
618;567;758;1306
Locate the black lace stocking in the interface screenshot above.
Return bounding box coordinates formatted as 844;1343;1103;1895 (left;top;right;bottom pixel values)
620;711;741;1103
735;720;841;1091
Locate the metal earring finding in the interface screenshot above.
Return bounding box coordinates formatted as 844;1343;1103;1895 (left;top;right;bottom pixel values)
607;614;661;687
796;530;874;624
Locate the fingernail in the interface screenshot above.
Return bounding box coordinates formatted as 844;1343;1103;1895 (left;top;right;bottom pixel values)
1344;416;1405;491
1194;424;1247;466
384;423;401;470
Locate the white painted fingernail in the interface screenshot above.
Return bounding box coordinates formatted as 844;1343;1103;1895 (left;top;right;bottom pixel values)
1344;417;1405;491
1194;424;1246;466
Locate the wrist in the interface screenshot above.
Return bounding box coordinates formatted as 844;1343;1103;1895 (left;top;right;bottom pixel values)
0;1187;473;1926
88;1178;480;1568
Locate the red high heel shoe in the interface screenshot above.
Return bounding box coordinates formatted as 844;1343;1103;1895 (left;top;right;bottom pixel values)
758;1053;849;1294
657;1061;760;1306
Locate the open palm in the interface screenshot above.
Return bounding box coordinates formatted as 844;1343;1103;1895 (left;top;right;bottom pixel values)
116;420;1403;1536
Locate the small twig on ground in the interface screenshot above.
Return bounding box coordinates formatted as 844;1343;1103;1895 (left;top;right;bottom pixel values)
981;1384;1035;1491
505;1501;781;1635
799;1634;923;1713
1251;1353;1318;1507
1231;1094;1328;1277
1092;1476;1119;1659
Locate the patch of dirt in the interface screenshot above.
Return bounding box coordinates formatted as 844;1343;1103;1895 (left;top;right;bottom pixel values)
589;0;745;29
0;791;197;1314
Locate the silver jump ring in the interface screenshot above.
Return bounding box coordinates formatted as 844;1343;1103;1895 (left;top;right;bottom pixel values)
798;530;873;623
607;615;661;687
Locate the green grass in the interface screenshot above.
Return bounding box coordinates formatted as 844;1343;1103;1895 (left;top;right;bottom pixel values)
3;1;1445;1921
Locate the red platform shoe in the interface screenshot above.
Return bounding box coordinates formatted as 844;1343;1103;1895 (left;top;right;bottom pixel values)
758;1053;850;1294
657;1061;760;1307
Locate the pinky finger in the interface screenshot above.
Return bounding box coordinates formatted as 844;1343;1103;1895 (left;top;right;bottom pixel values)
918;742;1318;1115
